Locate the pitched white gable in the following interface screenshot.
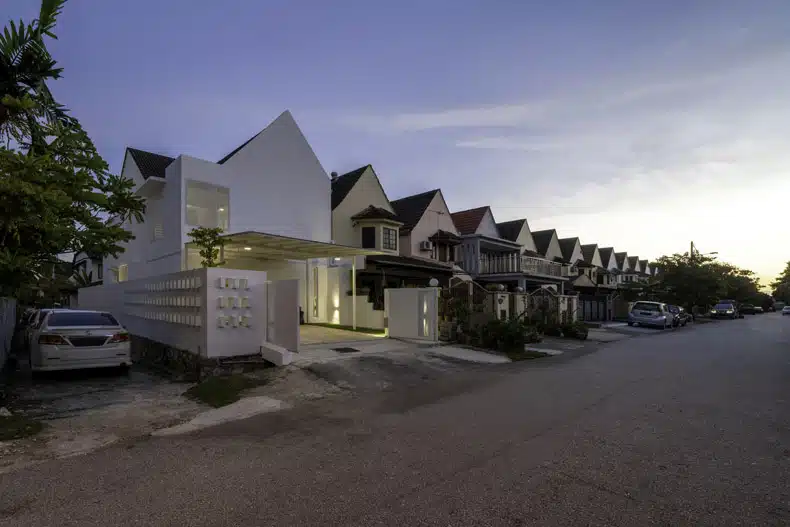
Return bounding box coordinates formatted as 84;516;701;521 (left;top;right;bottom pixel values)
214;110;331;242
476;209;500;237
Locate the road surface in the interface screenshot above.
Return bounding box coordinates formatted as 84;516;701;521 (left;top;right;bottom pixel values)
3;315;790;526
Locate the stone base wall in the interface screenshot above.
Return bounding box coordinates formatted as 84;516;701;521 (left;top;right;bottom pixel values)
131;336;273;382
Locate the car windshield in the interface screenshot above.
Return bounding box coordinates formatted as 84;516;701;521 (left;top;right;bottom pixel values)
632;302;661;312
46;312;119;327
714;304;733;310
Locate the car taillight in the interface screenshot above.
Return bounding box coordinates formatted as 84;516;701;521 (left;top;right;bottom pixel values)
39;334;67;345
109;332;129;343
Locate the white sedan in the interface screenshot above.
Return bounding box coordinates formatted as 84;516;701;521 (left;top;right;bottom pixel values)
782;306;790;316
30;309;131;372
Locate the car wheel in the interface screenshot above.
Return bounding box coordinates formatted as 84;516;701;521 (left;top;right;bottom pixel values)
627;322;634;326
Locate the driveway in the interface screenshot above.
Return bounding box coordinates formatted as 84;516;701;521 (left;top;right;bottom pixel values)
1;367;203;472
3;314;790;525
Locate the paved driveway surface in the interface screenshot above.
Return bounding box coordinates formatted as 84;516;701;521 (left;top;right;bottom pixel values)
3;314;790;526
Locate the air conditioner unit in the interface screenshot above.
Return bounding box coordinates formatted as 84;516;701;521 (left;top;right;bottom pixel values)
419;241;433;251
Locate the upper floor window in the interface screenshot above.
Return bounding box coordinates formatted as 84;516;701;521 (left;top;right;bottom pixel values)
382;227;397;251
186;180;229;230
361;226;376;249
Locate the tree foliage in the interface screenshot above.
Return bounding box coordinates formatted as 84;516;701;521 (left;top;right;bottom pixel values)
652;252;764;310
0;0;145;298
771;261;790;304
188;227;226;268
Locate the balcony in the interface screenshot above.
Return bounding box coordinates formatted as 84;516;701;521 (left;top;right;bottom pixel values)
478;254;563;277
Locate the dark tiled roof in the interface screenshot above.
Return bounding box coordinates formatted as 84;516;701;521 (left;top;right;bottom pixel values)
331;166;370;209
451;206;490;236
581;244;598;264
558;237;580;263
627;256;640;269
390;190;440;234
614;252;628;269
599;247;615;267
531;230;557;257
127;148;175;179
350;205;400;222
496;219;526;242
639;259;649;270
576;260;595;268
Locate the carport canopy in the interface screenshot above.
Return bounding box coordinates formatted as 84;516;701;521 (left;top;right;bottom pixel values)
213;230;384;260
187;230;384;331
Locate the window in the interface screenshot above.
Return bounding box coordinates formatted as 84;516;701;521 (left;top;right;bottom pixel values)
361;226;376;248
47;312;119;327
437;244;448;262
382;227;397;251
186;180;230;230
96;262;103;280
152;223;164;241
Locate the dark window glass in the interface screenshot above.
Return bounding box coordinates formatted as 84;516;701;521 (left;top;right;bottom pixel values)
361;227;376;248
632;302;661;313
382;228;397;250
47;312;119;327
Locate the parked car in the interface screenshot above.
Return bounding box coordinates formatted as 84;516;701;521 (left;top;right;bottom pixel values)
717;299;745;318
628;301;674;329
667;305;691;327
710;303;739;319
29;309;130;372
740;303;756;315
782;306;790;316
754;306;764;314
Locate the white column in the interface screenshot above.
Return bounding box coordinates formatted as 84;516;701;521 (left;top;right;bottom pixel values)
352;257;357;330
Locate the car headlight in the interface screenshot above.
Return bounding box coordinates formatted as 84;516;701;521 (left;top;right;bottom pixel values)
710;310;716;314
726;310;733;314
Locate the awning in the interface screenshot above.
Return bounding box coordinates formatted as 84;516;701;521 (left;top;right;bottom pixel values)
193;230;384;260
365;254;455;274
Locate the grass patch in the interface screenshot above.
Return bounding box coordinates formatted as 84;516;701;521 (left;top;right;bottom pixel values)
306;323;386;336
505;349;550;361
184;375;267;408
0;415;45;441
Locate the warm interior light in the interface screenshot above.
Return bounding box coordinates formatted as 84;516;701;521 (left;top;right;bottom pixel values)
243;246;252;251
218;207;225;212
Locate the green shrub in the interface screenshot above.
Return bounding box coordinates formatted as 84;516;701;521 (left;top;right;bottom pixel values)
470;318;540;352
561;321;589;340
544;323;562;337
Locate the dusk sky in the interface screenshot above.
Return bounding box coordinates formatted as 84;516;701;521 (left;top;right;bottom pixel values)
5;0;789;283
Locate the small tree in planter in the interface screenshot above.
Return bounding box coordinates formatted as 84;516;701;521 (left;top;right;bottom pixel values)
188;227;226;267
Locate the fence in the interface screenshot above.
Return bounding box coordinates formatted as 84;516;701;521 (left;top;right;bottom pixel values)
0;297;16;372
438;283;577;340
78;268;273;358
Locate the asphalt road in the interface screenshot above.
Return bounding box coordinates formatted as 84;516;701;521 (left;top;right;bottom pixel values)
3;314;790;526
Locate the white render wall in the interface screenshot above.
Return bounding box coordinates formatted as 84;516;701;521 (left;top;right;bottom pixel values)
78;268;272;359
218;111;331;243
104;153;184;282
401;191;458;258
513;223;538;254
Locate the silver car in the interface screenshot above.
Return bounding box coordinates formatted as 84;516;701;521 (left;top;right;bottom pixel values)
30;309;131;372
627;301;673;329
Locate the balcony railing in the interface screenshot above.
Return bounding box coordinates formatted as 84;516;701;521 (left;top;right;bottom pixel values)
478;254;563;277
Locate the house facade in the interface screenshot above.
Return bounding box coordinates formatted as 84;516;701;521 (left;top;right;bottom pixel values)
104;110;373;326
451;209;565;292
389;189;460;282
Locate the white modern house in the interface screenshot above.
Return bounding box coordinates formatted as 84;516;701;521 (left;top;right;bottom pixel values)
103;110;376;325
